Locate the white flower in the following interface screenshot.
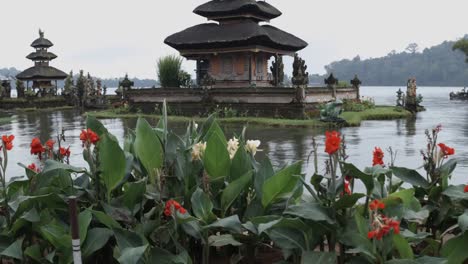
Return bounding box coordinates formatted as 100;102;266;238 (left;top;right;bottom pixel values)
245;140;261;156
194;122;199;130
227;137;240;159
191;141;207;161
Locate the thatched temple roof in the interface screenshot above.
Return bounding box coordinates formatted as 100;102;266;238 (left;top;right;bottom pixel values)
194;0;282;21
16;66;67;81
26;51;58;61
165;20;308;53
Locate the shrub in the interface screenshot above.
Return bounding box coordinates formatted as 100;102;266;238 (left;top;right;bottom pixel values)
157;55;192;88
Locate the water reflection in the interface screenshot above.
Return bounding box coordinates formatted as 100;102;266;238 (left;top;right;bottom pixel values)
0;86;467;185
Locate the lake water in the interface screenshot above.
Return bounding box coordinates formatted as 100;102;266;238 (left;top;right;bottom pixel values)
0;86;467;185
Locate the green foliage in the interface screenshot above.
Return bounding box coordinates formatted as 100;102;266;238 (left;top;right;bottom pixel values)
157;55;191;88
453;39;468;63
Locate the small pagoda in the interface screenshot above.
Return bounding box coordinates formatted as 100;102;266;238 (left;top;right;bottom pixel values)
16;30;68;96
164;0;308;88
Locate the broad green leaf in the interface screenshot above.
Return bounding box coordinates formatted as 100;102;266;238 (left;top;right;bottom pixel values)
39;223;71;250
208;234;242;247
221;171;253;215
123;179;147;213
254;157;275;197
335;193;365;210
204;215;243;233
391;167;429;188
99;133;126;199
441;232;468;264
342;162;374;194
118;245;148;264
393;234;414;259
86;116;109;136
442;185;468;201
203;132;231;179
302;251;336;264
90;209;121;229
230;146;251;181
149;247;191;264
267;227;306;251
114;228;147;251
388;189;416;206
134;118;164;183
1;238;24;260
458;210;468;232
202;120;227;144
82;228;113;258
79;210;92;244
24;244;41;262
191;188;215;223
41;159;86;174
284;203;335;224
262;161;302;208
440;159;457;178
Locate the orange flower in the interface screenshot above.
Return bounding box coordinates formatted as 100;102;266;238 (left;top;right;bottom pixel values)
1;135;14;151
341;180;352;196
164;200;186;216
438;143;455;157
325;131;341;155
464;185;468;193
45;139;55;149
27;163;40;173
372;147;384;166
60;147;71;157
30;138;44;156
80;129;100;146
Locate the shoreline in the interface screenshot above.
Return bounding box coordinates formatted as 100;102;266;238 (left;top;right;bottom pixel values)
85;106;412;128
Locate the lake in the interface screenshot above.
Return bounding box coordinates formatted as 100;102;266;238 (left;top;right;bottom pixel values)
0;86;466;184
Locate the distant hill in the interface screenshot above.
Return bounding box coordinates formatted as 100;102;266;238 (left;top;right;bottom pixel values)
315;36;468;86
0;67;158;88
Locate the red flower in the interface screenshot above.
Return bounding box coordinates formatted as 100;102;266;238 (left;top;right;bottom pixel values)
438;143;455;157
164;200;186;216
1;135;14;151
464;185;468;193
30;138;45;156
367;230;376;239
345;175;353;181
27;163;40;173
325;131;341;155
80;129;100;146
368;215;400;240
60;147;71;157
369;199;385;211
372;147;384;166
45;139;55;149
341;180;352;196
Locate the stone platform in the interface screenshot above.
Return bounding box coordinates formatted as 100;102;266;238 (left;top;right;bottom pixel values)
126;87;358;119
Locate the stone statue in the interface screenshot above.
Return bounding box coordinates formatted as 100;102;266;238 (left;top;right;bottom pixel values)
405;78;418;111
396;88;404;106
350;75;362;99
270;55;284;86
291;53;309;86
325;73;338;98
96;79;102;96
16;80;25;98
320;100;345;123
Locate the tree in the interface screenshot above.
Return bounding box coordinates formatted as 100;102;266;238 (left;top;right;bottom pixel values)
157;55;191;88
453;39;468;63
15;80;25;98
63;70;74;96
76;70;86;106
405;43;419;54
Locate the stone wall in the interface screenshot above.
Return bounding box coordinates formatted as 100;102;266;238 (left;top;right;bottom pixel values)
0;97;71;109
126;86;359;119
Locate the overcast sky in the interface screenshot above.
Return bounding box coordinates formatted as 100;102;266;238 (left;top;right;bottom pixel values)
2;0;466;79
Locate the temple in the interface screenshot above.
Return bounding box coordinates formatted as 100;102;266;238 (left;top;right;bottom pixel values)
164;0;308;88
16;30;68;96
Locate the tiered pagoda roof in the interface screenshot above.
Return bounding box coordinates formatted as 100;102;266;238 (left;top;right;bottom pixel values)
165;0;307;56
17;30;67;81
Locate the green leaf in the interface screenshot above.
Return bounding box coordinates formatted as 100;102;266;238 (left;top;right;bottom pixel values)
302;251;336;264
442;185;468;201
284;203;335;224
191;188;215;223
254;157;275;197
440;159;457;178
79;210;92;244
118;245;148;264
82;228;113;258
221;171;252;215
393;234;414;259
40;223;71;250
99;133;127;199
208;234;242;247
202;120;227;144
24;244;41;262
441;232;468;264
203;132;231;179
114;228;147;251
41;159;86;174
1;237;24;260
267;227;306;251
342;162;374;194
204;215;243;233
149;247;191;264
458;210;468;232
230;146;251;181
335;193;365;210
388;189;416;206
86;116;109;136
391;167;429;188
134;118;164;183
262;161;302;208
123;179;147;213
90;209;121;229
